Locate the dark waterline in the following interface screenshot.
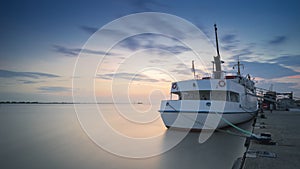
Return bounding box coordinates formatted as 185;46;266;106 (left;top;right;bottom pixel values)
0;104;252;169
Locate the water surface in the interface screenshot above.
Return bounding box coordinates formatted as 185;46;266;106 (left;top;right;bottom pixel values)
0;104;252;169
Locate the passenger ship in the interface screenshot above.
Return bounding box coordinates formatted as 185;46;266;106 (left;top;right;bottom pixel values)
159;25;258;129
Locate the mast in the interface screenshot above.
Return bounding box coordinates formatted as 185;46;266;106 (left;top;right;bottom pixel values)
213;24;222;79
237;59;241;75
214;24;220;57
233;56;244;76
192;60;195;78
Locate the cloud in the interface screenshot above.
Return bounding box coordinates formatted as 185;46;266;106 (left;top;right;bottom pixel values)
38;86;71;93
287;75;300;79
175;63;188;69
119;37;141;51
97;72;168;82
149;59;165;63
127;0;168;11
52;45;117;57
221;34;238;44
268;36;287;45
170;63;195;76
0;69;59;79
162;45;191;55
270;55;300;67
171;69;192;76
119;34;191;54
237;61;298;79
218;33;240;52
79;25;98;34
256;81;299;93
52;45;78;56
222;44;237;51
18;80;44;84
194;23;212;39
229;47;254;60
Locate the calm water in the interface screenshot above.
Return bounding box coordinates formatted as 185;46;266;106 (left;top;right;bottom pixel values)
0;104;252;169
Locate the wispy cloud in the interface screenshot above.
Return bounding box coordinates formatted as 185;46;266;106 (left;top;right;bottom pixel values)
170;63;196;76
79;25;98;35
268;36;287;45
270;55;300;67
171;69;192;76
38;86;71;93
52;45;78;56
256;81;299;93
119;34;191;54
229;47;254;60
120;37;141;51
126;0;168;11
236;61;298;79
221;34;238;44
18;79;45;84
52;45;117;57
0;69;59;79
194;23;212;39
163;45;191;55
97;72;169;82
287;75;300;79
219;33;240;51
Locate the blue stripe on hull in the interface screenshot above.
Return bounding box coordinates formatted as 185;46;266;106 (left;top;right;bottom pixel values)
160;110;257;114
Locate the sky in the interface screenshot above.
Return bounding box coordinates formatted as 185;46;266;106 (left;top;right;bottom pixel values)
0;0;300;103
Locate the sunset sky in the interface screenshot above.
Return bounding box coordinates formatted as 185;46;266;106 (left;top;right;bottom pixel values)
0;0;300;103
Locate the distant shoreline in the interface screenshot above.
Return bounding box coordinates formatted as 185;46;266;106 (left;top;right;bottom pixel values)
0;101;143;105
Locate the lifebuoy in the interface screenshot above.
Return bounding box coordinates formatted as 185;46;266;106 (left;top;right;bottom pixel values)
218;80;226;87
172;83;177;89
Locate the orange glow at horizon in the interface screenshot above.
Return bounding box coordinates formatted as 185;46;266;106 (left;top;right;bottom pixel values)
287;75;300;79
95;78;171;103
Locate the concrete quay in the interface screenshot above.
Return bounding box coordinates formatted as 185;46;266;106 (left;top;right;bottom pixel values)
242;110;300;169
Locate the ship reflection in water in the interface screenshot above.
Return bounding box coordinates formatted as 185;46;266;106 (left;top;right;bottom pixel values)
0;104;252;169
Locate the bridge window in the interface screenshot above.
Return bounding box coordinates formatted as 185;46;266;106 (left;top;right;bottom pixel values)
175;90;211;100
211;91;228;101
171;90;239;102
200;91;210;100
230;92;240;102
181;91;200;100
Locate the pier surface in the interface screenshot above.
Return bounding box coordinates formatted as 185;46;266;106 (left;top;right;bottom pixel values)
243;110;300;169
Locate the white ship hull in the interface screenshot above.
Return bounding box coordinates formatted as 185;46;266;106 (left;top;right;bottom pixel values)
161;111;256;129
